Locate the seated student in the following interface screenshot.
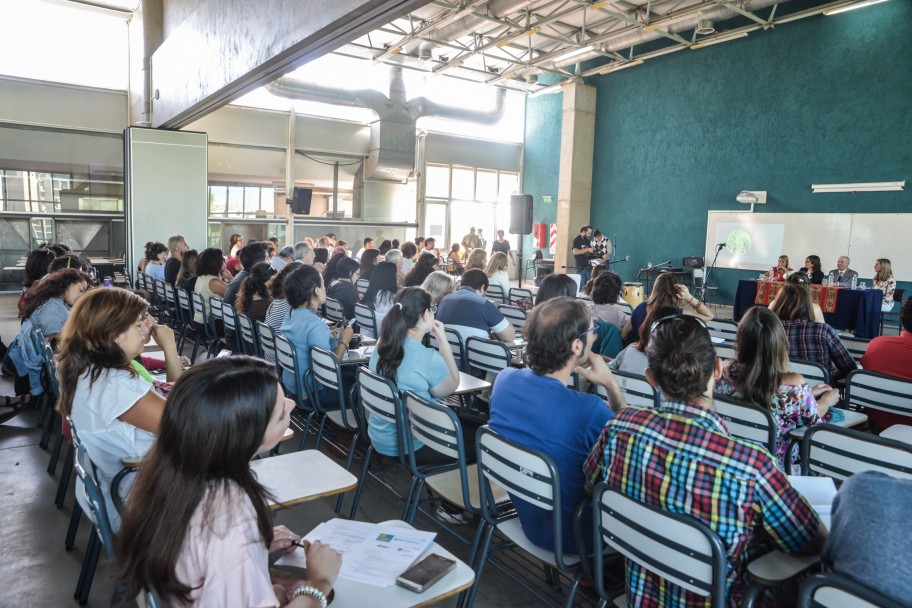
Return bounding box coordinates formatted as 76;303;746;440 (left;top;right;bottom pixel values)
609;304;678;375
534;273;578;306
860;297;912;431
326;256;360;321
226;242;269;308
176;248;198;292
116;357;341;608
18;247;56;316
770;283;856;382
264;263;299;333
237;262;274;324
280;265;353;408
715;307;837;469
399;241;418;275
56;288;178;529
18;268;89;342
484;252;510;298
578;263;610;300
622;272;712;343
798;254;824;284
420;271;456;307
322;250;348;286
489;297;626;553
446;243;464;276
435;269;514;343
778;272;825;322
463;248;487;272
404;251;438;287
191;248;228;323
368;288;461;463
164;234;189;286
872;258;897;312
586;271;630;331
363;261;398;335
142;241;168;281
584;313;826;607
382;248;406;288
312;247;329;273
358;248;381;283
823;471;912;606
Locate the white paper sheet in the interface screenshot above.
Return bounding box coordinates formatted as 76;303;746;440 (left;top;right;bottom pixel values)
275;519;437;587
788;476;837;529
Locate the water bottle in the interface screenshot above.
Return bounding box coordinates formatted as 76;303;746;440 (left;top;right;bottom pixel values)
103;278;112;288
827;272;834;286
851;275;857;290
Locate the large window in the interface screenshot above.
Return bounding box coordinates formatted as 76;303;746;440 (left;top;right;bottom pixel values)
0;169;123;213
208;184;278;218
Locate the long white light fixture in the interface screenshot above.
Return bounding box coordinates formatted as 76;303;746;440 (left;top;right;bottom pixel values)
691;31;748;50
811;181;905;193
551;46;593;63
598;59;644;75
823;0;890;16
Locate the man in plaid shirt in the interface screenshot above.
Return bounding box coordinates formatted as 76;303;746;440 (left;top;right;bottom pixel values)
584;314;826;606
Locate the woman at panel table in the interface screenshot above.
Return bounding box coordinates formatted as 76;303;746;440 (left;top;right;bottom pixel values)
770;283;857;382
116;357;341;608
715;306;838;469
798;255;824;285
872;258;897;312
56;288;181;529
764;255;793;281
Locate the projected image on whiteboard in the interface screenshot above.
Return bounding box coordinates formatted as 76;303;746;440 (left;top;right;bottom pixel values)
714;222;785;268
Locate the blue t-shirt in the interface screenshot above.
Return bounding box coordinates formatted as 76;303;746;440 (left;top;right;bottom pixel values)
279;307;337;394
436;286;509;341
488;367;613;554
368;338;449;457
145;263;166;281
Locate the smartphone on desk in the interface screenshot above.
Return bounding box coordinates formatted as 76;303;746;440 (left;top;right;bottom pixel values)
395;554;456;593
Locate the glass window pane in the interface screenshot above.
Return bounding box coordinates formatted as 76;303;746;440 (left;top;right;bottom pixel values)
426;164;450;198
209;186;227;215
425;202;447;245
244;187;261;215
227;186;244;214
476;170;498;202
451;167;474;200
260;188;275;214
498;172;519;199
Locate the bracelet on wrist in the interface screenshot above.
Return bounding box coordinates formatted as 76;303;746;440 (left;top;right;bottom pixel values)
291;585;327;608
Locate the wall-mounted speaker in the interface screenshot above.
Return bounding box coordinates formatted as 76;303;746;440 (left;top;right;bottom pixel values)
509;194;533;235
290;187;313;215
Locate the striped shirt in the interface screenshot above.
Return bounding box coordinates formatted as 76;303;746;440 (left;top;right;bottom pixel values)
583;400;820;607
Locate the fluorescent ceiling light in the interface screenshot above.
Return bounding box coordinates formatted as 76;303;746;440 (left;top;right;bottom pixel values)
812;181;904;193
823;0;890;16
496;28;539;48
551;46;593;63
691;31;748;49
598;59;644;75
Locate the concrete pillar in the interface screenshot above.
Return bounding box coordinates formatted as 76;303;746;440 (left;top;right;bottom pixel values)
555;82;596;274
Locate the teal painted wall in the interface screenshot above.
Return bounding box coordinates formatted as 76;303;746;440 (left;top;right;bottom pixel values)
524;1;912;302
521;85;561;257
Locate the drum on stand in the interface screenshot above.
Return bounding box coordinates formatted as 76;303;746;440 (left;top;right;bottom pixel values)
622;282;643;308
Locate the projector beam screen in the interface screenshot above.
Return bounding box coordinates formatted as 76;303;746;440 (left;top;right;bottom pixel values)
125;128;208;273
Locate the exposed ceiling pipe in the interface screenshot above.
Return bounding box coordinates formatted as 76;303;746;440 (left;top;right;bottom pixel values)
404;0;536;53
524;0;786;75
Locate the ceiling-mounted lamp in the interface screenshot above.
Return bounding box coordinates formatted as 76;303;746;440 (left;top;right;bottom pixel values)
737;190;767;212
551;46;594;63
823;0;890;15
691;31;748;50
695;19;715;35
598;59;644;75
811;181;905;193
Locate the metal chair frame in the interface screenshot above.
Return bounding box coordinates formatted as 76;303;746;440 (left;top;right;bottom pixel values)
800;425;912;483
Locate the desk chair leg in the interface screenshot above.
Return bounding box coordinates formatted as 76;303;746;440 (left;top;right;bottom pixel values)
55;443;74;508
75;529;101;604
334;432;361;514
295;411;315;451
348;447;375;520
39;408;56;449
403;477;425;525
462;522;496;608
313;415;328;450
562;574;583;608
65;506;82;550
47;431;65;475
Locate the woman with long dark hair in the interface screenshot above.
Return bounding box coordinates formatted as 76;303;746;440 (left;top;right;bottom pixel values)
799;255;824;284
369;287;460;462
326;256;360;320
20;268;90;340
621;272;712;342
56;288;179;527
534;273;578;306
177;248;198;291
116;357;340;607
609;304;679;375
22;247;56;290
322;250;348;286
312;247;329;273
237;262;275;323
358;248;381;283
363;261;399;333
716;306;836;467
404;251;438;287
192;247;228;322
264;262;299;331
228;233;244;258
280;265;353;407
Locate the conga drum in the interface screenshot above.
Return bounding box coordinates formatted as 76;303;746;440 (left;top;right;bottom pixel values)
622;282;643;308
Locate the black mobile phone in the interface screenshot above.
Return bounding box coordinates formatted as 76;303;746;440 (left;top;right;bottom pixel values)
395;553;456;593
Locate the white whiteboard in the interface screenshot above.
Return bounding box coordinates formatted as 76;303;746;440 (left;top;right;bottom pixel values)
706;212;911;281
125;128;209;272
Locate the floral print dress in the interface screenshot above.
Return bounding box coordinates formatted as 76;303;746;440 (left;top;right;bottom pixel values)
716;359;822;469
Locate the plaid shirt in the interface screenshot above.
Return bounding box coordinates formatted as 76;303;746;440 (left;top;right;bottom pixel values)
583;400;821;607
780;319;857;381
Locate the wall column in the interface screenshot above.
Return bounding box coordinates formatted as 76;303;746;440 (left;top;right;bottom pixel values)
555;82;596;274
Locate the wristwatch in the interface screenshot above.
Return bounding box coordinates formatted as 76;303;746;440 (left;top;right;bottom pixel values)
291;585;327;608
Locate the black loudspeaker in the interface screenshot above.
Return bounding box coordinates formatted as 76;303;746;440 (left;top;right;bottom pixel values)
290;187;313;215
509;194;533;234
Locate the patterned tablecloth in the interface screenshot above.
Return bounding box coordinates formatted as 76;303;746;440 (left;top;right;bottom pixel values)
754;281;840;313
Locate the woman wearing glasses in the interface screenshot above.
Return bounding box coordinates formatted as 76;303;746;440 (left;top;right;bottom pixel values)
56;288;178;528
117;357;341;607
368;287;460;464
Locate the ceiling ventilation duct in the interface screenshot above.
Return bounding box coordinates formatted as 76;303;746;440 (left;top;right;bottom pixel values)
695;19;715;35
267;66;506;182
